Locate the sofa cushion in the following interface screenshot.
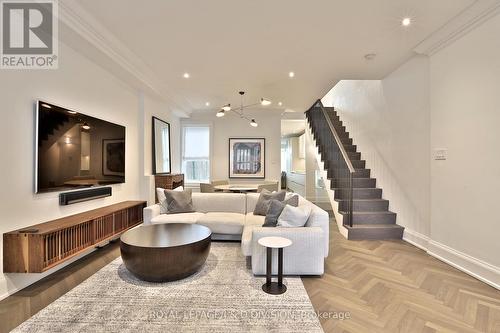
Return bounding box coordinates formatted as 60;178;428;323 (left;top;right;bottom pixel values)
192;193;246;214
277;205;312;227
163;189;195;214
283;194;299;207
263;199;286;227
241;225;257;256
150;212;204;224
245;212;265;226
157;187;185;214
246;193;260;214
263;195;300;227
253;190;286;216
197;212;245;235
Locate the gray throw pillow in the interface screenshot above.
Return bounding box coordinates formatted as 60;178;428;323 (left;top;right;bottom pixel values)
253;189;286;216
262;195;300;227
263;199;286;227
283;194;299;207
163;189;194;214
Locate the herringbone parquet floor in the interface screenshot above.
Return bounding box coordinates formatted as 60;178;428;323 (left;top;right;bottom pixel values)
302;218;500;333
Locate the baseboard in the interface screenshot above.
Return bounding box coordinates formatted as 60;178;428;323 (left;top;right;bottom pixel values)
403;228;499;290
427;240;500;290
403;229;430;251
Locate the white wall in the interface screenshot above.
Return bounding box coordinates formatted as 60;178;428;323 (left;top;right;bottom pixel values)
290;136;306;172
322;55;431;237
182;111;282;184
429;13;500;270
140;94;181;203
0;41;180;299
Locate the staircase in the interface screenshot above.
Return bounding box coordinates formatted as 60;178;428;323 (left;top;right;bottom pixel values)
305;100;404;240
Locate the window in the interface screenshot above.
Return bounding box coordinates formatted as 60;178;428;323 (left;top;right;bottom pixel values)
182;125;210;183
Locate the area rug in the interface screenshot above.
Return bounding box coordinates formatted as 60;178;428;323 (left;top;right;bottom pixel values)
13;243;323;333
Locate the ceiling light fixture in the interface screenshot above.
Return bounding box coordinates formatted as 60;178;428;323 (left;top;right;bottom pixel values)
288;71;295;78
41;103;52;109
67;110;77;115
183;72;190;79
81;123;91;130
216;91;270;127
205;102;210;107
402;17;411;27
364;53;377;61
260;98;272;106
278;102;283;106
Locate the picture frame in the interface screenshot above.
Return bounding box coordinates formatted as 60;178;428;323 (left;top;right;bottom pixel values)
102;139;125;176
229;138;265;179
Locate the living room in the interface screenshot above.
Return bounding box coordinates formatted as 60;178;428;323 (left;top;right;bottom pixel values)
1;1;500;332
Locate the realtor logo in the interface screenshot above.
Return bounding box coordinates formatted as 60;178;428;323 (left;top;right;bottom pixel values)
1;0;58;69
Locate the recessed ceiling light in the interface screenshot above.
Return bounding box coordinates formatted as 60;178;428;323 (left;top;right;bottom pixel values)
288;71;295;78
278;102;283;106
402;17;411;27
67;110;77;115
41;103;52;109
205;102;210;107
183;73;190;79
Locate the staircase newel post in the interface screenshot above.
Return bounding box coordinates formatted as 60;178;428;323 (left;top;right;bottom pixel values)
349;172;353;228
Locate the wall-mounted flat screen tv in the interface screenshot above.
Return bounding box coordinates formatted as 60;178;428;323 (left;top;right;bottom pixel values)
36;101;126;193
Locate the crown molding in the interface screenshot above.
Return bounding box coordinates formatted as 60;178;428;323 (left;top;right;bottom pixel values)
414;0;500;56
57;0;192;117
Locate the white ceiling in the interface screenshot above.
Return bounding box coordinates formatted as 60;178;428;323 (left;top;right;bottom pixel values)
73;0;475;114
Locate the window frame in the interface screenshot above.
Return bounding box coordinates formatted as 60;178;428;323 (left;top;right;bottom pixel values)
180;122;213;185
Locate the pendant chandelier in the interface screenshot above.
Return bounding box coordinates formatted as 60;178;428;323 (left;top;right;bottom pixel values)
216;91;271;127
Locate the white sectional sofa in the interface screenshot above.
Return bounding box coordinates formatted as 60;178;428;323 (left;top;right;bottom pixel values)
143;192;329;275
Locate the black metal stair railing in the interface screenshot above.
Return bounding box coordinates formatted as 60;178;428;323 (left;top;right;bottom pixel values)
305;100;355;227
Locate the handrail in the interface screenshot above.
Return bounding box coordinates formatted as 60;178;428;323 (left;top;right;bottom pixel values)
306;99;354;227
316;100;355;173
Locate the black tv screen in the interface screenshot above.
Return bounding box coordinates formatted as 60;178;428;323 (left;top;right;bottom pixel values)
36;101;125;193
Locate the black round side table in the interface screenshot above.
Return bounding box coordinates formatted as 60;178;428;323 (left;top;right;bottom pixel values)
258;236;293;295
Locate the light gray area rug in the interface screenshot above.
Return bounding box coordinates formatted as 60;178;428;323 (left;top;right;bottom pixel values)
14;243;323;333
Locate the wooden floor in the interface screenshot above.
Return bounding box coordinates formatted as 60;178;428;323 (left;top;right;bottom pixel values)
1;221;499;333
303;219;500;333
0;241;122;333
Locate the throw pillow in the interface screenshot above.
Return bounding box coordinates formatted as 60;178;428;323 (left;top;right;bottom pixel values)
156;187;168;214
253;189;286;216
277;205;312;227
283;194;299;207
263;199;286;227
163;189;194;214
157;187;186;214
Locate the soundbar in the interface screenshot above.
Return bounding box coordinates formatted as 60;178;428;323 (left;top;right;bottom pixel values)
59;187;112;205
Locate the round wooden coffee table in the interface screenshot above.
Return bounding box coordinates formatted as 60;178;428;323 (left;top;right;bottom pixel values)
120;223;211;282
